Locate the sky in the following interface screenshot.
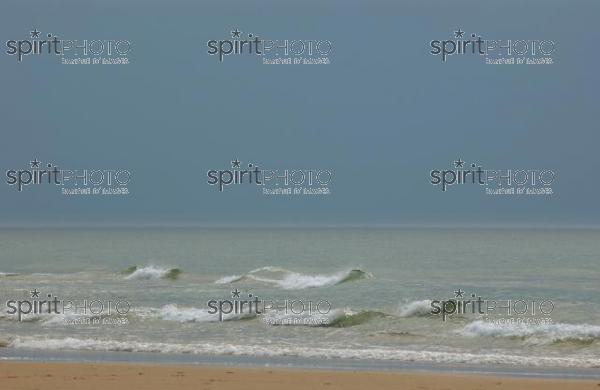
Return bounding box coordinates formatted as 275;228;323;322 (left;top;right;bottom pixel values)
0;0;599;226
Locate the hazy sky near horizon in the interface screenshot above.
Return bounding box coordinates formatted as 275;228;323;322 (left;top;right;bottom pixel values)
0;0;599;225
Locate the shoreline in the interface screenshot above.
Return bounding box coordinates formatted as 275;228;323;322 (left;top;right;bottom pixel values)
2;348;600;380
1;360;599;390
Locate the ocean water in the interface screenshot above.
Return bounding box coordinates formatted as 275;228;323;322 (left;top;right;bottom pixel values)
0;227;599;369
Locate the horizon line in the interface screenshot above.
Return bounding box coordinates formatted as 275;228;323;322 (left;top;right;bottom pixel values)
0;222;599;230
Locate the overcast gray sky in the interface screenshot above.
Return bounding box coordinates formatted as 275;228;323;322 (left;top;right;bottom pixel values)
0;0;598;226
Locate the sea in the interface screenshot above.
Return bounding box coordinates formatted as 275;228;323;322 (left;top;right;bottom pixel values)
0;227;599;374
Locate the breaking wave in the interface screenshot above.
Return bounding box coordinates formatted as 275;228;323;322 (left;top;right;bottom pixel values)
462;320;600;345
122;265;182;280
215;267;371;289
149;304;255;323
398;300;433;317
6;336;600;368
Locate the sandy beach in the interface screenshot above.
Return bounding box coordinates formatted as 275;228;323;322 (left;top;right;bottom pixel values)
1;361;598;390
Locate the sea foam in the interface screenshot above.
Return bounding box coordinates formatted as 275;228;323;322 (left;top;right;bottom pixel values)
123;265;182;281
6;336;600;368
462;320;600;344
398;300;433;317
215;266;371;289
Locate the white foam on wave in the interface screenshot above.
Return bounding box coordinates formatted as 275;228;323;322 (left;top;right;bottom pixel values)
158;304;215;323
462;320;600;344
274;271;349;289
215;267;371;290
7;336;600;368
398;300;433;317
125;266;177;280
0;304;251;324
214;275;244;284
143;304;255;323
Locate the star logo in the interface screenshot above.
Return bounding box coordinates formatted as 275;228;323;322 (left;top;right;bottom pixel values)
454;158;465;168
231;289;241;298
454;29;465;39
30;289;40;298
30;29;41;39
30;158;41;168
231;158;241;168
454;289;464;298
231;29;241;38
